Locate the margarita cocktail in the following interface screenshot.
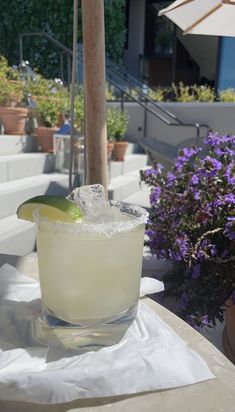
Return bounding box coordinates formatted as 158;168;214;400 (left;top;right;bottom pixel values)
17;185;148;346
36;200;147;326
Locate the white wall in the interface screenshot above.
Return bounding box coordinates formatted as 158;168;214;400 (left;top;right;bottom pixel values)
108;102;235;146
177;30;218;81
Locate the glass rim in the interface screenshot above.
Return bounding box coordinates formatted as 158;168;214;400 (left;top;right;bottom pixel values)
34;200;148;238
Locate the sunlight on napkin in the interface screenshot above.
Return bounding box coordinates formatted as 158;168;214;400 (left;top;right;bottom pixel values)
0;264;214;404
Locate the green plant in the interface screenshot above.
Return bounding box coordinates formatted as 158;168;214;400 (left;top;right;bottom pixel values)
219;88;235;102
36;95;65;127
148;87;166;102
104;0;127;63
74;90;84;133
172;82;215;103
105;83;116;101
140;132;235;329
0;1;126;79
0;78;24;107
0;55;24;106
192;85;215;102
25;74;66;98
106;107;128;141
172;82;195;102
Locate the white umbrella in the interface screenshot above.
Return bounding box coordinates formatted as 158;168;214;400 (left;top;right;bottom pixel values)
158;0;235;36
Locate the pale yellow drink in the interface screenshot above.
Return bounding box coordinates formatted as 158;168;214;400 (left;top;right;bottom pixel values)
36;202;147;326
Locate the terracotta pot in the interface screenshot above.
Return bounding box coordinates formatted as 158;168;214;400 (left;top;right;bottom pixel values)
0;106;28;135
113;141;129;161
222;299;235;364
107;141;114;161
35;126;58;153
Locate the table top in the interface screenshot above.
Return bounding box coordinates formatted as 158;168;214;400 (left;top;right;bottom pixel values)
0;253;235;412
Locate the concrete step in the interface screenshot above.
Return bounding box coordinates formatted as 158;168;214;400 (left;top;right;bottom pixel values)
124;187;151;209
0;214;36;256
0;173;69;220
0;135;37;155
108;170;141;201
108;154;148;180
0;153;56;183
125;142;144;155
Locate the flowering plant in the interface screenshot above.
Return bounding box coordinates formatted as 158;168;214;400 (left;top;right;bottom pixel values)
140;132;235;329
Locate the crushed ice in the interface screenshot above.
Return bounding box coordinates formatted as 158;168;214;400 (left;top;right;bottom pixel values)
65;184;148;237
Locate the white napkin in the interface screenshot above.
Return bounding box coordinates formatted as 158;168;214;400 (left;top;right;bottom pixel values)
0;264;214;404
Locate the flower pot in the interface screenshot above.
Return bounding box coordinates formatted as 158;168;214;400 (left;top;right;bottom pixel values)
107;141;114;161
0;106;28;135
35;126;58;153
222;299;235;364
113;141;129;161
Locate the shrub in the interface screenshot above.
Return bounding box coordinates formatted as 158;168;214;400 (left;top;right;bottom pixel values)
140;131;235;329
219;89;235;103
106;107;128;141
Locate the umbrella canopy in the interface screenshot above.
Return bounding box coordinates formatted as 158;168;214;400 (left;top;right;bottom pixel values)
159;0;235;36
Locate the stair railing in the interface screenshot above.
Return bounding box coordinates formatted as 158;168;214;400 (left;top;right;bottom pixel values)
19;31;210;140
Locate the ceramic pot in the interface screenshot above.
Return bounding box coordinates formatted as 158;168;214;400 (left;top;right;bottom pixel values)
222;299;235;364
35;126;58;153
113;141;129;161
0;106;28;135
107;141;114;161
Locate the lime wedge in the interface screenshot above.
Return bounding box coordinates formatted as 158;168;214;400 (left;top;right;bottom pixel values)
17;195;83;223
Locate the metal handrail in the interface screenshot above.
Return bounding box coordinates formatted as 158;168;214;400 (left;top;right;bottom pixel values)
77;50;209;138
77;47;209;137
107;78;205;139
19;32;72;86
19;31;210;138
19;32;73;61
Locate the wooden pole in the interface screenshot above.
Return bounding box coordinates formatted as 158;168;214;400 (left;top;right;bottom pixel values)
69;0;79;193
81;0;108;195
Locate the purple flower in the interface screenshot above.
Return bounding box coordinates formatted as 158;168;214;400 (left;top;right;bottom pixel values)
193;190;201;201
140;130;235;329
175;146;201;172
167;171;176;185
172;235;189;261
191;174;199;185
156;163;164;174
204;132;221;147
186;315;200;331
224;217;235;240
204;132;233;147
200;156;222;178
150;186;161;205
145;228;155;239
200;315;210;326
224;193;235;204
209;243;217;257
225;163;235;185
144;167;159;177
211;197;224;207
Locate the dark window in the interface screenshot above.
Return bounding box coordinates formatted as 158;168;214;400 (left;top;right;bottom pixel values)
145;1;174;57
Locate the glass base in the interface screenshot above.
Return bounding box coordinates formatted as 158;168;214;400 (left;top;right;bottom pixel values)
38;303;138;350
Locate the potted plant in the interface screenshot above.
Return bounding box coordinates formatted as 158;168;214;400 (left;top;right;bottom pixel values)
0;55;28;135
107;107;129;161
35;94;67;152
140;132;235;363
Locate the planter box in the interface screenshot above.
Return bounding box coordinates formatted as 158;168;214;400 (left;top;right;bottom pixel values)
107;102;235;146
